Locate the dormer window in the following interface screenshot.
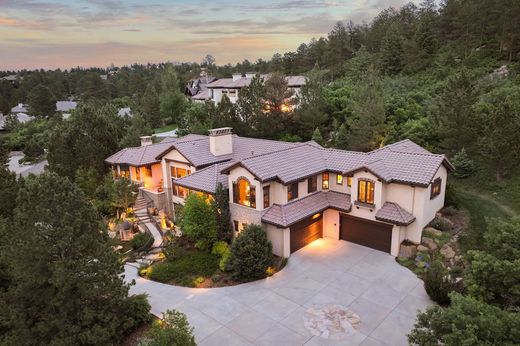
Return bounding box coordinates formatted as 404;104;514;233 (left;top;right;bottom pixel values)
431;177;442;199
233;177;256;208
358;179;375;205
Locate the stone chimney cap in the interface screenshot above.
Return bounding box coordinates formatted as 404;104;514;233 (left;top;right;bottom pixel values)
208;127;233;136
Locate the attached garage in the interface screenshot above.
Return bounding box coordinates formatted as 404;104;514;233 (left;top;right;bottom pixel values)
290;214;323;253
340;214;392;253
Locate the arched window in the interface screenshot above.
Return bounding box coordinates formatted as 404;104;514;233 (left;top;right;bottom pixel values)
357;179;375;205
233;177;256;208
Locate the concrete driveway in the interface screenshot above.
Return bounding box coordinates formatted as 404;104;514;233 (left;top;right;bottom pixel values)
125;238;432;345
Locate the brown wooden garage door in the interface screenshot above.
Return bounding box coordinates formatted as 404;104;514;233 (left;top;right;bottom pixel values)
290;215;323;253
340;214;392;253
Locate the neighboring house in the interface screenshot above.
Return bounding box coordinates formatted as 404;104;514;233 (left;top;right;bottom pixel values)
106;128;452;258
206;73;306;105
11;103;28;114
1;74;18;83
185;74;217;103
7;104;33;125
56;101;77;119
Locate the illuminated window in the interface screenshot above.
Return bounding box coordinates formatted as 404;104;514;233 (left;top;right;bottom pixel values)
263;186;270;208
287;182;298;201
322;172;329;190
171;167;191;179
172;184;189;199
119;166;130;179
233;178;256;208
347;176;352;187
358;179;375;205
336;174;343;185
308;176;317;193
431;178;442;199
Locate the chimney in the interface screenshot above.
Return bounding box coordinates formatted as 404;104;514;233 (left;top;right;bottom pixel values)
208;127;233;156
245;72;256;79
232;73;242;81
140;136;153;147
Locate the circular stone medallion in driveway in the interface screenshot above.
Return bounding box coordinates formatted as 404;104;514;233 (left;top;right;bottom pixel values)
303;304;361;340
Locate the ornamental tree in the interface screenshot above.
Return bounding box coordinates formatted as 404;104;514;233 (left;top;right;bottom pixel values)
181;193;217;249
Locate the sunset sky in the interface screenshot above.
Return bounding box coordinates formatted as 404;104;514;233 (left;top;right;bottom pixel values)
0;0;415;70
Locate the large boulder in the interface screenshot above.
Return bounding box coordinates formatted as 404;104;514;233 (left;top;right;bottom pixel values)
440;244;456;259
422;237;438;251
417;245;429;252
424;227;443;237
399;243;417;258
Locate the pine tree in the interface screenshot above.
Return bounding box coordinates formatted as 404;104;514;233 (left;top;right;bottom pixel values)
2;173;136;344
451;148;475;178
159;64;187;125
47;102;125;179
380;24;405;75
311;128;324;145
27;84;56;118
0;147;18;220
236;74;265;136
140;86;161;128
347;67;387;151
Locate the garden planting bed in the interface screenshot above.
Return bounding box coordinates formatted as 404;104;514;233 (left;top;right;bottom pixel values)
138;235;286;288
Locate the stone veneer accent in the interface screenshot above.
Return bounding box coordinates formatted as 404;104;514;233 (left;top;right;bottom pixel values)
229;203;262;227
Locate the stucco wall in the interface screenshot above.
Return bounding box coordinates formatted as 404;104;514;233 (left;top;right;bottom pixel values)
161;149;196;216
323;209;340;239
265;224;289;257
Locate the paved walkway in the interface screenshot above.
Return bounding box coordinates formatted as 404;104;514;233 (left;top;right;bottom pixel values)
133;197;163;249
124;238;432;346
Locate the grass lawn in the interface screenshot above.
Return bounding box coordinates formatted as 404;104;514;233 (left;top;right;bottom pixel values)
144;250;219;287
154;124;177;134
456;188;513;252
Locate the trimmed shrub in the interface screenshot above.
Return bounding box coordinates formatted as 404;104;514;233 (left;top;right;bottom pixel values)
122;294;152;332
219;248;231;272
227;224;273;280
143;309;196;346
423;260;456;306
211;241;229;257
130;232;153;251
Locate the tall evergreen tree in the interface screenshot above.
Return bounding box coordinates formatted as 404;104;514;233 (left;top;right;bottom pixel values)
1;173;137;345
347;67;387;151
380;24;405;75
47;102;124;179
27;84;56;118
159;64;186;125
0;147;18;220
213;183;232;242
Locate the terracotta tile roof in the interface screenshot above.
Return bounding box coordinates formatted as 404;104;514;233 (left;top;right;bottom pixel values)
262;191;352;228
157;135;299;168
104;135;202;167
224;139;452;187
173;163;228;194
375;202;416;226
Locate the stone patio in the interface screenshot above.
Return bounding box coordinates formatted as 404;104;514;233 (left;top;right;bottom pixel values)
125;238;433;345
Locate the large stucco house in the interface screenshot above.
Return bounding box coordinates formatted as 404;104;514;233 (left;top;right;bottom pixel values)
205;73;305;104
105;127;452;258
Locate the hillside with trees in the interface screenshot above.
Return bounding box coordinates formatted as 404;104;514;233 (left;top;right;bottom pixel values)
0;1;519;343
